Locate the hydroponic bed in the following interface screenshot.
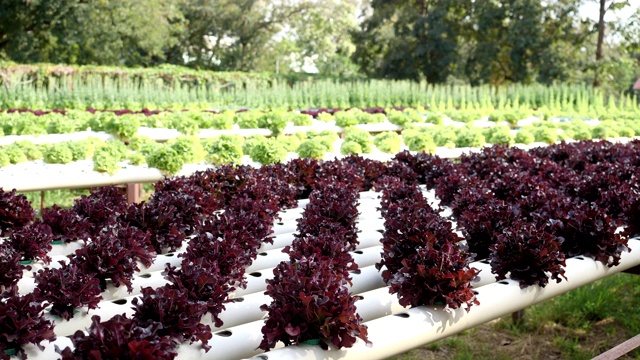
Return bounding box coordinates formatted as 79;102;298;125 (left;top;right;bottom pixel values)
1;139;639;360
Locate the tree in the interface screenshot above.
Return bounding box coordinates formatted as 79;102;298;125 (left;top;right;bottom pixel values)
593;0;630;87
0;0;183;66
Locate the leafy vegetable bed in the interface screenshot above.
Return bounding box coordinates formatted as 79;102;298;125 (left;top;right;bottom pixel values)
1;139;640;359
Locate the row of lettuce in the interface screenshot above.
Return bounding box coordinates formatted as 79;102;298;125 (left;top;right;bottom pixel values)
1;139;640;358
2;105;640;139
2;117;640;175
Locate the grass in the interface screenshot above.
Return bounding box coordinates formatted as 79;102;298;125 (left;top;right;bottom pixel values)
389;272;640;359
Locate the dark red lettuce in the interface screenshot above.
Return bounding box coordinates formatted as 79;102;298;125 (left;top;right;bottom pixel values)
9;221;53;263
0;189;35;237
33;262;102;320
58;314;178;360
0;293;56;359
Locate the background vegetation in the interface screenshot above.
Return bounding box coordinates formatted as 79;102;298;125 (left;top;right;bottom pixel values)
1;0;638;96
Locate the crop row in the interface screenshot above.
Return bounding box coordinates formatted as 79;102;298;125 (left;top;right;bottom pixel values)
1;140;640;358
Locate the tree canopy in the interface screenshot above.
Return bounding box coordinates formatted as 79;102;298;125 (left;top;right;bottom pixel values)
0;0;638;91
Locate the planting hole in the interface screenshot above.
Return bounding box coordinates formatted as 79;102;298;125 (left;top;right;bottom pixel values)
165;253;175;257
498;281;510;285
353;250;364;255
139;274;152;278
112;299;127;305
215;330;232;337
575;256;585;260
355;295;364;300
249;272;262;277
395;313;410;318
256;356;268;360
473;291;479;295
258;252;268;256
232;297;245;303
276;222;284;226
480;259;490;264
376;229;384;234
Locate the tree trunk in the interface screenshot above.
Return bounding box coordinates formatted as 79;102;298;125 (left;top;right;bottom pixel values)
593;0;606;87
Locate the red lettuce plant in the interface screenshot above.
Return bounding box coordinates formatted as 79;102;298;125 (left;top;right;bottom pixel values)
0;293;56;360
392;151;453;189
58;315;178;360
490;221;567;288
378;181;479;310
8;221;53;263
0;243;26;292
41;205;89;243
260;258;369;350
33;262;102;320
71;224;155;291
132;285;212;351
0;189;35;237
72;186;129;235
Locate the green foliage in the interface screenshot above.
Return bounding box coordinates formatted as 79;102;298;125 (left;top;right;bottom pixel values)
430;126;457;147
561;120;593;141
334;110;360;127
102;140;128;161
0;150;10;167
43;143;74;164
374;131;402;153
289;113;313;126
169;115;200;135
343;127;373;153
317;112;334;122
203;135;244;165
276;135;303;152
242;135;268;156
447;111;480;123
297;139;327;159
47;114;77;134
128;135;156;151
249;138;287;165
340;141;363;155
425;113;443;125
258;111;288;136
531;126;558;144
515;129;535;145
236;111;261;129
455;126;485;148
14;141;42;160
147;145;185;175
167;136;205;164
127;152;146;166
106;114;140;140
483;126;514;146
67;139;94;161
93;148;121;175
387;109;424;127
4;144;27;164
200;112;235;130
403;129;436;153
